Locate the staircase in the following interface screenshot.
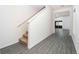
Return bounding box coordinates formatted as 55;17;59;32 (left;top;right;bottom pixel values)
19;32;28;46
18;6;45;47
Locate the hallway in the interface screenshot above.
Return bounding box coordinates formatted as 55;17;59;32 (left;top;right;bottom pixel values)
0;29;76;54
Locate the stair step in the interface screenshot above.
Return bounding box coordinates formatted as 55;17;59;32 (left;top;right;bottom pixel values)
19;37;28;45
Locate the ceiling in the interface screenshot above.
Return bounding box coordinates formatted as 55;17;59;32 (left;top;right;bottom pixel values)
50;5;72;10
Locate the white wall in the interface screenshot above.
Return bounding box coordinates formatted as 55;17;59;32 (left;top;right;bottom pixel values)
0;5;44;49
73;6;79;53
28;6;55;49
0;6;18;49
63;16;71;29
69;7;73;36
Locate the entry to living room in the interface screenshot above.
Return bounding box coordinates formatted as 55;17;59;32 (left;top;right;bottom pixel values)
54;6;73;37
55;17;70;37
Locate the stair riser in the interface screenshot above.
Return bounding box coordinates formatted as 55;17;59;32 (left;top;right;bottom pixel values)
23;35;28;38
19;31;28;46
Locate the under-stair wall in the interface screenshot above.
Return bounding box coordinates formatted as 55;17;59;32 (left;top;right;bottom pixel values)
27;6;55;49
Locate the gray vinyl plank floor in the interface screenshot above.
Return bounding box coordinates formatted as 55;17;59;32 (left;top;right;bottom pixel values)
0;29;76;54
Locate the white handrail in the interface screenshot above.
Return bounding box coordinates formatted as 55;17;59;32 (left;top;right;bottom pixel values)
18;6;45;27
27;7;46;23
